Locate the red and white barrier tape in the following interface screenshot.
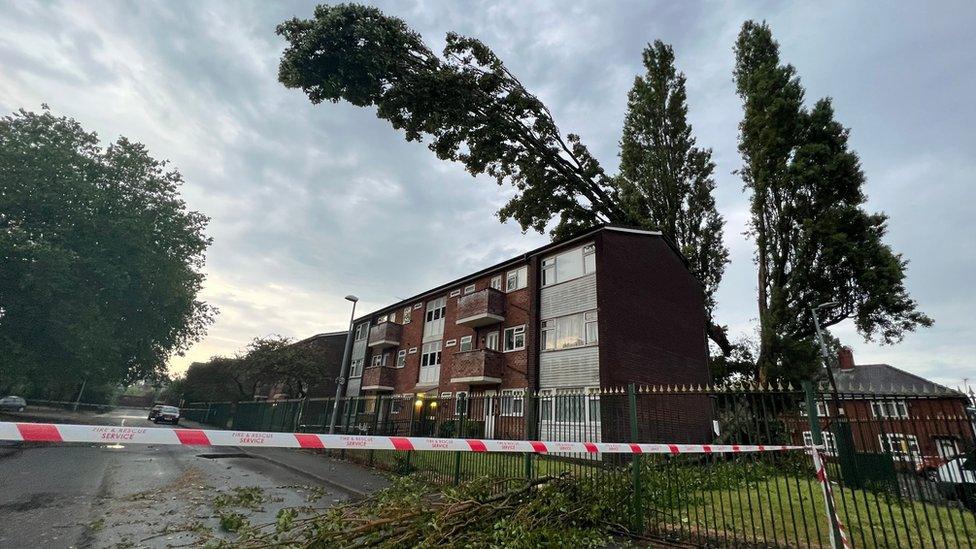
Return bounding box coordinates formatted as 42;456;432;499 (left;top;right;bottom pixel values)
810;447;853;549
0;422;806;454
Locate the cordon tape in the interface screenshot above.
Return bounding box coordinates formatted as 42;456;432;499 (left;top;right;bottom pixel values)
0;421;804;454
0;421;848;548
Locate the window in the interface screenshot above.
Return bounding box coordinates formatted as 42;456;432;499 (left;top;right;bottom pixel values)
802;431;838;456
450;289;461;297
541;310;598;351
354;323;369;341
390;397;403;415
420;341;442;384
459;335;473;352
504;325;526;352
486;331;499;351
800;401;830;417
539;390;552;421
414;303;422;309
403;307;411;324
879;433;921;461
541;244;596;286
554;390;585;423
377;314;387;323
538;388;599;424
371;354;383;367
456;391;468;415
506;266;528;292
500;389;524;416
871;400;909;419
423;297;447;341
464;284;476;295
445;339;457;347
388;311;396;323
396;350;407;368
490;275;502;290
349;358;364;377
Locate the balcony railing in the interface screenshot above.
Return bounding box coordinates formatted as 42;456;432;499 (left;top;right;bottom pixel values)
455;288;505;327
450;348;504;385
361;366;396;391
367;321;401;349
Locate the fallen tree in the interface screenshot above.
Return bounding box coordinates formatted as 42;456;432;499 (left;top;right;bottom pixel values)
218;474;639;548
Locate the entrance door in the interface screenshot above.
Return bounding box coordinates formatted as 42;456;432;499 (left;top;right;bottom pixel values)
483;390;496;439
936;437;958;460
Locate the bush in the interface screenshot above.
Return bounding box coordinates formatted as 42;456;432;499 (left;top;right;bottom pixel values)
436;419;484;439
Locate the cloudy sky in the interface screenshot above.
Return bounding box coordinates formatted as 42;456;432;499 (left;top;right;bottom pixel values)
1;1;973;389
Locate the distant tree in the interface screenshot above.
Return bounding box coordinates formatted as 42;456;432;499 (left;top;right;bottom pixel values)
181;358;243;403
617;40;731;355
0;107;214;392
733;22;932;382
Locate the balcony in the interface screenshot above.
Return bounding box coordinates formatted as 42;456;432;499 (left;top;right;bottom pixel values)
368;321;401;349
450;348;504;385
455;288;505;327
361;366;396;391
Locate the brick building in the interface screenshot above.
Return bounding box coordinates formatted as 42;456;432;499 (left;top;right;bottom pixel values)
255;331;348;400
799;348;975;466
347;225;711;442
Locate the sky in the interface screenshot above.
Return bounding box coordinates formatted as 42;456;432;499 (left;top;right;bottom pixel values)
1;1;973;389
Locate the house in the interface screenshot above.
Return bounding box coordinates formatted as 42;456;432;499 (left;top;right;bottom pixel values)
800;347;975;466
254;331;348;400
346;225;712;442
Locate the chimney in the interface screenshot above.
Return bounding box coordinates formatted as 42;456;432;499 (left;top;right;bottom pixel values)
837;347;855;370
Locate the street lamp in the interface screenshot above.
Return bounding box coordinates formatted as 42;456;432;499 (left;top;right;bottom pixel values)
811;300;844;416
328;295;359;434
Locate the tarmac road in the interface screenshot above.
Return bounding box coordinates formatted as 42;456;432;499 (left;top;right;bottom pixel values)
0;407;379;548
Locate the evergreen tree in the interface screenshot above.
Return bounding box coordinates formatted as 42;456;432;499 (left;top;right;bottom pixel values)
733;21;931;382
617;40;731;355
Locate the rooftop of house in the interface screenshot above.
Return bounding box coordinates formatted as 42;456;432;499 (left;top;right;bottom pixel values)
831;361;967;397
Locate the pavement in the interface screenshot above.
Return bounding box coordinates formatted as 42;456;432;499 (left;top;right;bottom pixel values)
0;406;390;548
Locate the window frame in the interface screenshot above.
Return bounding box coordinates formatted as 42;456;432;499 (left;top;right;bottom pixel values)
396;350;407;368
485;331;499;351
879;433;921;461
871;400;909;419
802;430;838;456
455;391;469;415
506;266;527;292
540;243;596;287
540;310;598;352
490;275;502;290
458;335;473;352
503;325;526;352
500;389;524;417
402;306;412;324
349;358;364;377
463;284;476;295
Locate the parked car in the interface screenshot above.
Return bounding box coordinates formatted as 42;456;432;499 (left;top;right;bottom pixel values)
152;405;180;425
935;452;976;511
147;404;164;421
0;396;27;412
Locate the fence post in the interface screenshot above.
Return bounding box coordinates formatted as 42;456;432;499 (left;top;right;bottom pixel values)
803;381;844;549
453;393;467;486
628;383;643;533
369;395;382;467
204;402;212;425
524;390;535;481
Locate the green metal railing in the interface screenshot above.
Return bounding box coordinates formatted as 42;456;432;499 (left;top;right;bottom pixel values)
183;384;976;547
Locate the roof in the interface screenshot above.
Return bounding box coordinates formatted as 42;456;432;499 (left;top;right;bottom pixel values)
831;363;966;397
352;224;671;323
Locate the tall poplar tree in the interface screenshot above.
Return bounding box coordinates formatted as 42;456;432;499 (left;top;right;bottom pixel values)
617;40;731;355
733;21;932;382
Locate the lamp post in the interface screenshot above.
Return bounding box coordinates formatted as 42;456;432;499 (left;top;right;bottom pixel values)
811;301;844;413
328;295;359;434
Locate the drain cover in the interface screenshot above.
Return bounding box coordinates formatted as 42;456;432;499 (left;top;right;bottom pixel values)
196;452;253;459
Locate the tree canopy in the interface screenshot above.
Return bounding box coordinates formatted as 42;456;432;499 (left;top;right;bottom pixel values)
0;108;214;393
617;40;731;354
276;3;625;240
733;22;932;382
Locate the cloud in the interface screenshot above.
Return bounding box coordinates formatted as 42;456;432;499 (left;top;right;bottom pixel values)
0;0;972;388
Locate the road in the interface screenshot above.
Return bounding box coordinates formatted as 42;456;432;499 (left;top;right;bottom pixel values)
0;407;384;548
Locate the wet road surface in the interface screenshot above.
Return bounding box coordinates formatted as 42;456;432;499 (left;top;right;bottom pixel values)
0;408;358;548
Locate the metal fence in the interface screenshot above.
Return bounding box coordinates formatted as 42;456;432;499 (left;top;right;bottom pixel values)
183;383;976;547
